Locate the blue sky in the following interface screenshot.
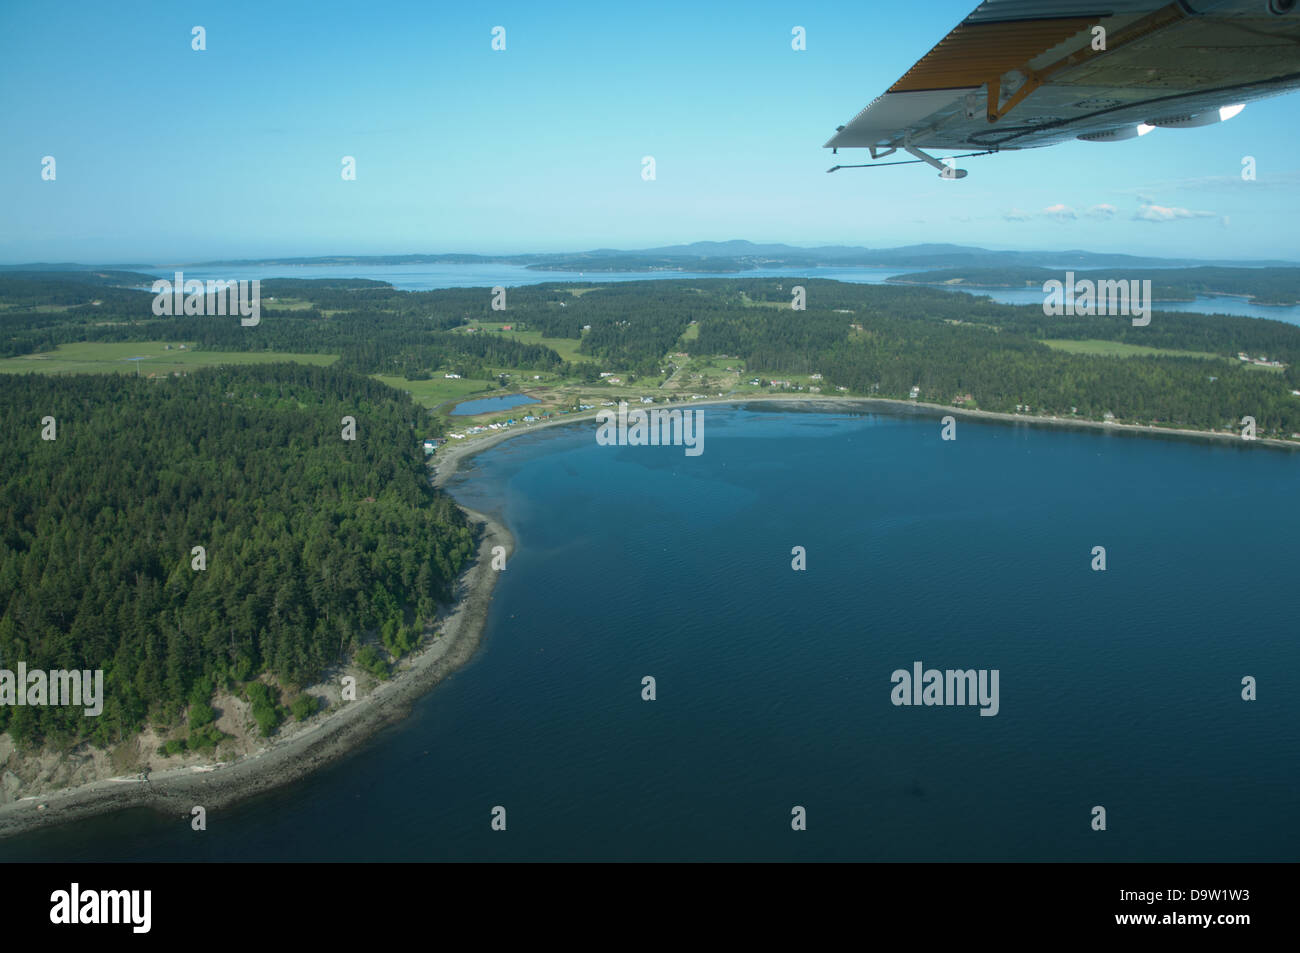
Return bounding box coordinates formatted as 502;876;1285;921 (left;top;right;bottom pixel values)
2;0;1298;263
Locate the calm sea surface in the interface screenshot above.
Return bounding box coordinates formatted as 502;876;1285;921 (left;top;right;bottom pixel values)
3;405;1296;861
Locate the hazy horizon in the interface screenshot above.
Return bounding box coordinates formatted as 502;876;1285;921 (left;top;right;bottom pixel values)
2;237;1295;269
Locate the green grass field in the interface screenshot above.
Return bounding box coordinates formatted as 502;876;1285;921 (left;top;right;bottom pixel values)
1041;339;1223;360
457;321;588;363
509;328;586;363
0;341;338;375
261;296;317;311
0;303;80;313
370;374;496;409
737;291;793;309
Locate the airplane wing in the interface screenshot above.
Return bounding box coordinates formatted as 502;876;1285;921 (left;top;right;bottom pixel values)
825;0;1300;175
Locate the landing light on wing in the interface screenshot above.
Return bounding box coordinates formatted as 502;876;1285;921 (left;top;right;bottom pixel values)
1076;124;1155;143
1148;104;1246;128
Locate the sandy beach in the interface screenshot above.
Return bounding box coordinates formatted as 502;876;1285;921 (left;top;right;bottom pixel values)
1;390;1292;842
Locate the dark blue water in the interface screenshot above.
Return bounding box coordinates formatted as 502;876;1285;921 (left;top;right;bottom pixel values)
3;405;1297;861
450;393;540;416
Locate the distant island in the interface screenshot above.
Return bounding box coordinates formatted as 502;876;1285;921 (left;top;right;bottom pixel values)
8;240;1293;277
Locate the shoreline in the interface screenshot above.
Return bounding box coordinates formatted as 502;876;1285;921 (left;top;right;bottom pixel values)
432;392;1300;456
0;502;514;843
0;391;1289;843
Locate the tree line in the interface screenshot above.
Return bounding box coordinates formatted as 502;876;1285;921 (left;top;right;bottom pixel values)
0;364;475;751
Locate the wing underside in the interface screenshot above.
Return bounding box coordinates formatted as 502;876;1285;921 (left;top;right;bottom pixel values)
826;0;1300;157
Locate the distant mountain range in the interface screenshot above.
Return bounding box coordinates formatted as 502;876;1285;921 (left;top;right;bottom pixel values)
4;240;1293;274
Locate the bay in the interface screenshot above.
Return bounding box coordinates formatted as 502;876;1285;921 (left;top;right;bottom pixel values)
3;404;1296;861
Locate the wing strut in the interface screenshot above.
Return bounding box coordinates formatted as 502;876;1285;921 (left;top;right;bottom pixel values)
826;150;994;175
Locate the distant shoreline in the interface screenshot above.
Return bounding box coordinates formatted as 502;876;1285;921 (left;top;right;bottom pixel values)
884;277;1300;308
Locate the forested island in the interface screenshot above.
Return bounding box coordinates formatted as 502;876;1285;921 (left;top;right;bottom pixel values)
4;270;1299;437
2;261;1300;833
3;265;1300;781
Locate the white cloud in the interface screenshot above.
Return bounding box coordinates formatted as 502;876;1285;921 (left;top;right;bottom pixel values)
1134;203;1217;222
1002;202;1114;223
